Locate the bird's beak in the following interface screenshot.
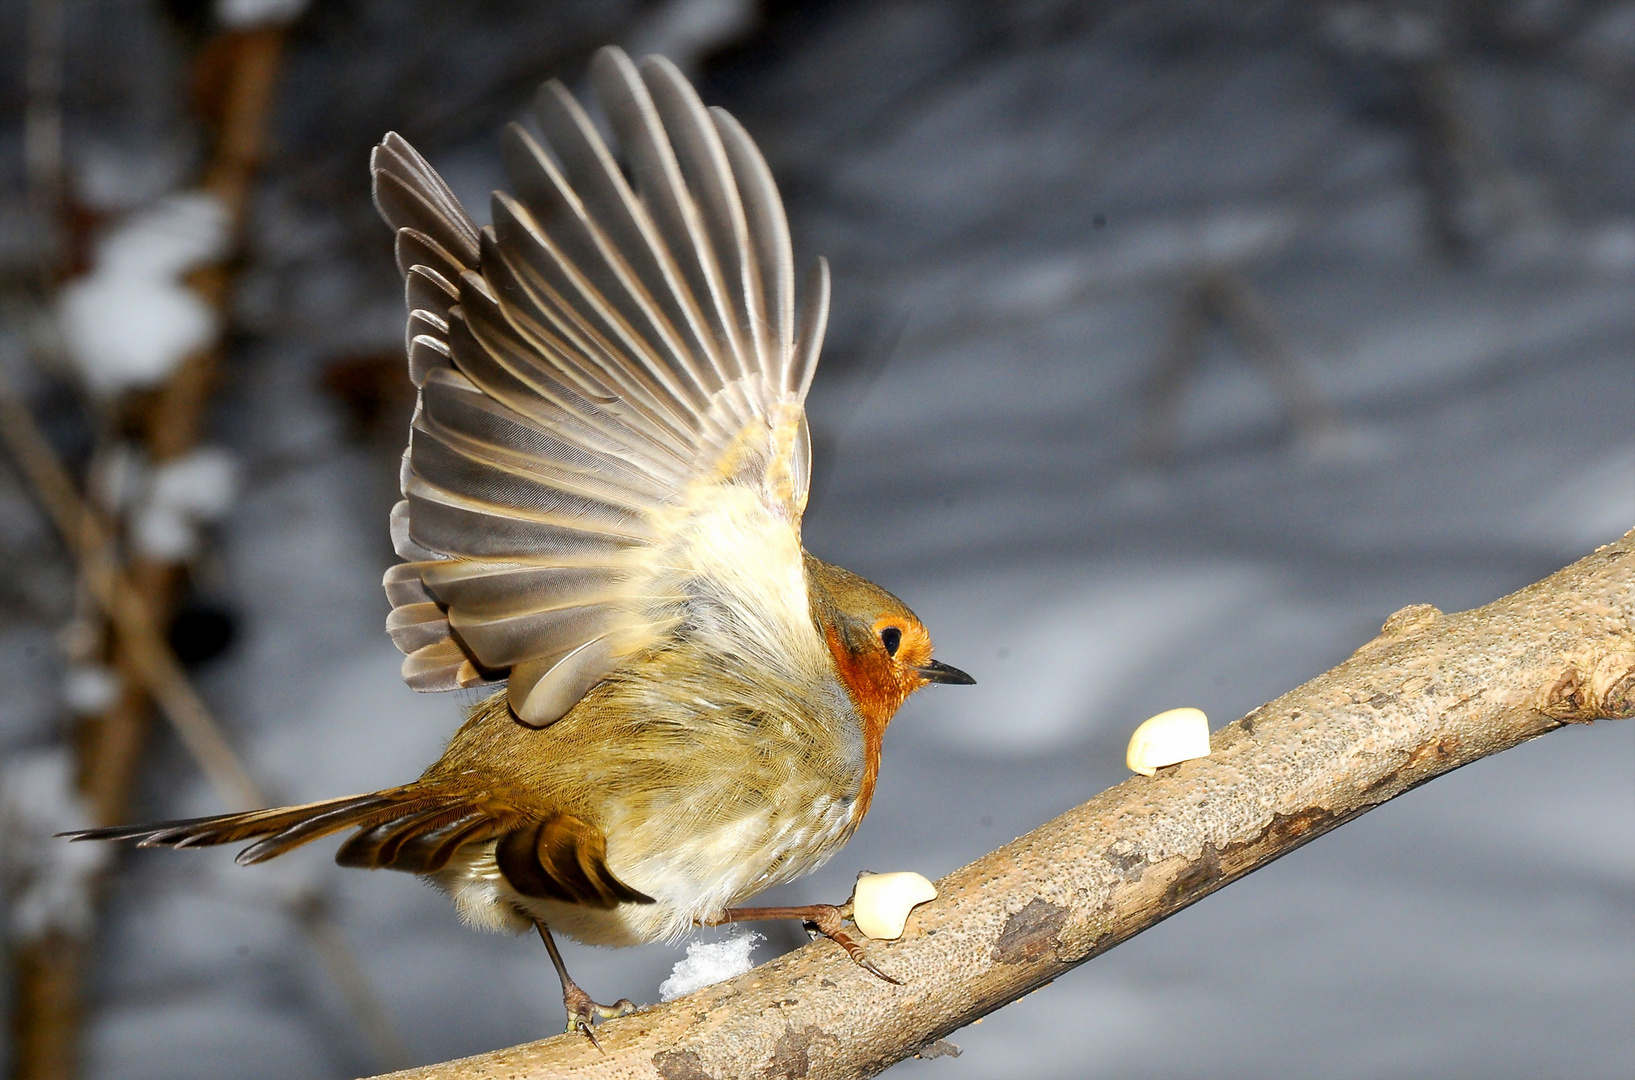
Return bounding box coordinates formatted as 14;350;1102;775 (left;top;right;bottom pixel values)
917;659;975;685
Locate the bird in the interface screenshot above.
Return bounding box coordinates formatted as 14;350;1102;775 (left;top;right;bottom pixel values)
65;45;973;1041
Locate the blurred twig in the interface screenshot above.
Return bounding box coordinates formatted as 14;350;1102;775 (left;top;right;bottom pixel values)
0;376;261;808
1137;266;1339;463
0;366;413;1071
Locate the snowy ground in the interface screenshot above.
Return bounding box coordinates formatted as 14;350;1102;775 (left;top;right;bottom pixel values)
3;3;1632;1078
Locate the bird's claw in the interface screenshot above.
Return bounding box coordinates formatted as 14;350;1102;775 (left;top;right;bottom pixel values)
709;901;902;985
562;985;635;1051
802;903;902;986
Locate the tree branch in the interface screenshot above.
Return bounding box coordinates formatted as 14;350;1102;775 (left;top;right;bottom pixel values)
378;532;1635;1080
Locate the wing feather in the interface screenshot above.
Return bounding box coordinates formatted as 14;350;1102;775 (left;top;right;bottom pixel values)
407;334;453;388
506;635;620;728
408;427;654;539
529;81;726;399
449;601;617;669
385;602;455;654
590;48;745;391
403;475;640;561
641;57;762;377
791;257;831;401
395;229;468;286
423;563;619;618
406;264;458;321
497;125;710;421
372;134;480;266
418;369;673;503
401;637;491;691
446;293;683;474
712;106;794;386
373;46;831;726
482;207;702;440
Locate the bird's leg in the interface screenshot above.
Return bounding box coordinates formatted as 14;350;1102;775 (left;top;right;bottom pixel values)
533;920;635;1049
710;904;901;985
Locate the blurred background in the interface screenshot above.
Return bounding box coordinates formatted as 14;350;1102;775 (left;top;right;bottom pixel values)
1;1;1632;1078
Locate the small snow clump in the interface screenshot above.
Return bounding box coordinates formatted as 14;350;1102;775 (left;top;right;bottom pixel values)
0;747;111;941
58;191;230;396
658;927;762;1001
216;0;310;29
61;665;123;716
130;446;241;561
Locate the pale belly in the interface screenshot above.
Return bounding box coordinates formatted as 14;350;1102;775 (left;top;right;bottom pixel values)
431;790;860;945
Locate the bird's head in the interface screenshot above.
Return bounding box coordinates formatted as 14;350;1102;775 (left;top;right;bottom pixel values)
804;554;974;731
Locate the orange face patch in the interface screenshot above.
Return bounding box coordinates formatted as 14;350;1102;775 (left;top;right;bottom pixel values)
872;616;933;680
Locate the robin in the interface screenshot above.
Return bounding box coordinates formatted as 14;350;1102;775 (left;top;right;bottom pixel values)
66;45;973;1041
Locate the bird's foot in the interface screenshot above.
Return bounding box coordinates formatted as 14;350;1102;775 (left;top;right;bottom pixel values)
800;903;901;985
535;919;634;1052
562;983;636;1051
712;902;901;985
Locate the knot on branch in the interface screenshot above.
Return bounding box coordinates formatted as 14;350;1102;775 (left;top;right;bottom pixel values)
1539;653;1635;722
1353;603;1443;657
1590;653;1635;719
769;1024;841;1080
1603;667;1635;719
653;1050;712;1080
1380;603;1444;636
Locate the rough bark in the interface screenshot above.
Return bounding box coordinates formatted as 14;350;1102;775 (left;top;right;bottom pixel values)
374;532;1634;1080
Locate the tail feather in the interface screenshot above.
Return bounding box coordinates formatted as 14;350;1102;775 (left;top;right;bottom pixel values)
59;787;471;868
61;788;655;906
237;793;457;865
337;807;496;873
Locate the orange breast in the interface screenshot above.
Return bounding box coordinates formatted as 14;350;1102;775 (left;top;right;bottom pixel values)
821;624;898;823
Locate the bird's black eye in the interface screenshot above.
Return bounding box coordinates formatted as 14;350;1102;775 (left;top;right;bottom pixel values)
880;626;902;656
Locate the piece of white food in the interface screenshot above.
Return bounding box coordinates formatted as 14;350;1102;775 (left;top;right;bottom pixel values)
852;872;938;941
1127;707;1211;776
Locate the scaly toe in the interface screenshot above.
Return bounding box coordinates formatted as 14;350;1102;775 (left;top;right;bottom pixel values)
829;926;902;985
598;997;637;1020
562;987;634;1051
805;905;902;985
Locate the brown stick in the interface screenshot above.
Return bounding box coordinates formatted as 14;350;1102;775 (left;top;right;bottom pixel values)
0;380;263;809
372;531;1635;1080
0;375;412;1070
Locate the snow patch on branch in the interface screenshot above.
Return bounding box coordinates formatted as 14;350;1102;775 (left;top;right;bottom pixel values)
57;192;230;396
658;927;762;1000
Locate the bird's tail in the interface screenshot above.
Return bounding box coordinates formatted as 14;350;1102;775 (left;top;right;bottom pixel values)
60;786;504;874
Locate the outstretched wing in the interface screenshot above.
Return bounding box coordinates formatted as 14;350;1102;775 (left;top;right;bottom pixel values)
373;46;831;727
